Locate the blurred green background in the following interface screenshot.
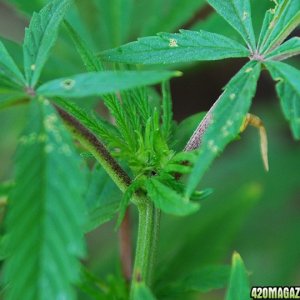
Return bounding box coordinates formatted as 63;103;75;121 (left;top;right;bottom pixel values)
0;0;299;299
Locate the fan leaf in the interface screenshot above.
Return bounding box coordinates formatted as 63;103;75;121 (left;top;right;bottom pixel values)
207;0;256;50
4;98;86;300
23;0;71;87
258;0;300;54
185;61;261;197
266;37;300;61
0;41;25;86
100;29;249;64
265;61;300;139
146;177;199;216
37;71;180;98
225;252;250;300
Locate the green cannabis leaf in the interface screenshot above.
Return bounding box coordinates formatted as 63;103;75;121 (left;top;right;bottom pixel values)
0;89;26;110
132;282;156;300
84;165;122;232
146;177;199;216
100;29;249;64
207;0;256;50
258;0;300;53
265;37;300;61
23;0;71;87
185;62;261;197
0;41;25;86
4;99;86;300
159;265;230;295
37;71;180;98
64;21;103;72
226;252;250;300
265;61;300;139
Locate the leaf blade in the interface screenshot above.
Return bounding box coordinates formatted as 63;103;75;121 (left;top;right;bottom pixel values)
100;29;249;64
265;61;300;139
0;41;25;86
37;71;180;98
23;0;71;87
132;282;156;300
225;252;250;300
4;98;86;300
64;20;103;72
84;166;121;232
207;0;256;50
266;37;300;61
258;0;300;53
185;62;261;197
146;178;199;216
161;265;230;295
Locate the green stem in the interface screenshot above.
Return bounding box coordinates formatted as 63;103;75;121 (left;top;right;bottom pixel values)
130;199;160;297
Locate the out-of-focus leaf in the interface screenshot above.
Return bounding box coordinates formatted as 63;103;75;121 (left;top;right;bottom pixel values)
100;30;249;65
0;40;25;86
84;166;121;232
37;71;180;98
161;81;173;140
140;0;206;36
146;177;199;216
23;0;71;87
7;0;48;15
0;89;27;110
207;0;256;50
258;0;300;53
0;181;14;196
132;282;156;300
265;61;300;139
64;21;103;72
0;38;23;70
0;235;9;261
266;37;300;61
185;62;261;197
160;265;230;296
155;183;262;290
93;0;134;48
225;252;250;300
4;98;86;300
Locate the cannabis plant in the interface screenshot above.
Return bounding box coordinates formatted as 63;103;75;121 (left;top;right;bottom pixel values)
0;0;299;299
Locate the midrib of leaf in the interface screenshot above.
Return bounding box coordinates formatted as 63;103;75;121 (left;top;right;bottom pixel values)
207;0;256;50
185;62;261;197
140;31;247;52
259;0;300;54
101;29;249;64
229;0;255;50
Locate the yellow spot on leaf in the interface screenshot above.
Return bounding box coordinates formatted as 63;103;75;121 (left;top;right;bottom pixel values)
169;38;178;48
229;93;236;100
61;79;75;90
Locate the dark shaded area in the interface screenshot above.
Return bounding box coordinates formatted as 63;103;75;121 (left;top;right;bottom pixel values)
171;59;276;121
